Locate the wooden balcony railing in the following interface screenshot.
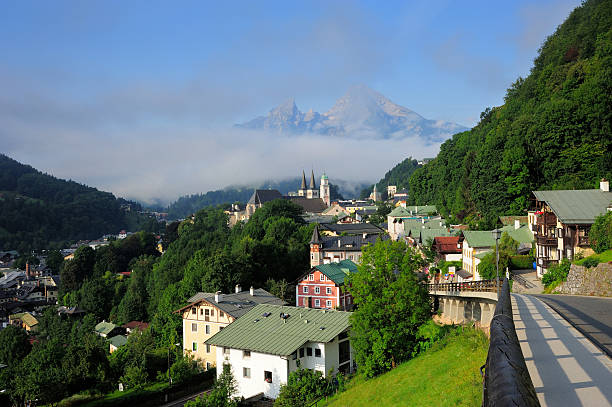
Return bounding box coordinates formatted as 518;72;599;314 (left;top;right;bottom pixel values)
536;212;557;226
537;236;557;246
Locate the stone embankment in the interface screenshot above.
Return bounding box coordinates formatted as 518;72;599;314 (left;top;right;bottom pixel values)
558;262;612;297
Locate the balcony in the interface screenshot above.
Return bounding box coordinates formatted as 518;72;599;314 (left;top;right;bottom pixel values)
537;236;558;246
538;258;558;269
578;236;589;246
536;212;557;226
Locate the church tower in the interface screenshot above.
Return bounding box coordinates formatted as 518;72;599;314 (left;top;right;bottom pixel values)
320;172;330;206
310;225;323;267
306;170;319;199
298;171;307;197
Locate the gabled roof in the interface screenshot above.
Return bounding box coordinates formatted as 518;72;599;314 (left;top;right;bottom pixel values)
433;236;463;254
462;231;496;248
312;260;358;285
176;288;285;319
320;234;387;252
504;225;534;244
95;321;117;335
532;189;612;224
287;197;327;214
474;250;493;260
419;228;451;245
388;206;411;217
205;304;351;356
109;335;128;348
247;189;283;205
318;223;385;236
123;321;149;331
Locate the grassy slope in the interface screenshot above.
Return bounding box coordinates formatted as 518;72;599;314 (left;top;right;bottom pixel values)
574;249;612;266
321;328;488;407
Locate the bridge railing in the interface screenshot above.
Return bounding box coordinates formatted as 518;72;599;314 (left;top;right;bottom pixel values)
481;278;540;407
427;279;498;293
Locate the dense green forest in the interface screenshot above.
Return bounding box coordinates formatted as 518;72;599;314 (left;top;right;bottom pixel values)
0;154;162;252
166;178;346;219
360;157;421;199
407;0;612;228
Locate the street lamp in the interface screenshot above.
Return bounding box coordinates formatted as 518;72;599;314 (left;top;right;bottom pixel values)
168;342;181;386
492;228;502;292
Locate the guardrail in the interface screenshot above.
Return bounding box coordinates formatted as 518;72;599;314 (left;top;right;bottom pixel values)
481;278;540;407
427;279;498;293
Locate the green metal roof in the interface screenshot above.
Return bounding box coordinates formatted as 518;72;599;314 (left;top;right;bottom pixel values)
388;206;411;217
109;335;128;348
533;189;612;224
314;260;358;285
474;250;492;260
205;304;351;356
504;225;534;244
462;231;496;248
95;321;117;335
420;228;451;244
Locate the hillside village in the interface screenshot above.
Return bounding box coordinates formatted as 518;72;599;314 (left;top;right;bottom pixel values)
2;170;611;404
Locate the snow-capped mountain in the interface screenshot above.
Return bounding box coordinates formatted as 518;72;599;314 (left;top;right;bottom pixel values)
236;84;468;142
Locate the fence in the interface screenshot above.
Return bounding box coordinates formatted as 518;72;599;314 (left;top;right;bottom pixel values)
427;279;498;293
481;278;540;406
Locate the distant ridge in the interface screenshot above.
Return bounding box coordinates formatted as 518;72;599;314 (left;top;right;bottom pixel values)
236;84;468;143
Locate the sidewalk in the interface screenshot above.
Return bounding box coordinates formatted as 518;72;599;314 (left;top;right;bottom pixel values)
512;294;612;407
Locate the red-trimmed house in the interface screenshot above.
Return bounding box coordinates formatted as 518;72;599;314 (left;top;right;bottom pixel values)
295;260;358;311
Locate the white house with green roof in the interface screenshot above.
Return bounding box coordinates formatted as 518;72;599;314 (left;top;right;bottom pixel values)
205;304;353;400
387;205;442;240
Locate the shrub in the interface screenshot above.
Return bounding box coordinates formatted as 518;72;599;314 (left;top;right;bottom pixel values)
509;255;534;270
582;257;599;268
412;320;451;357
590;212;612;253
541;259;571;288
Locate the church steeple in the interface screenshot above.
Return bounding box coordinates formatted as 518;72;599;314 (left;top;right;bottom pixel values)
309;170;316;189
301;171;307;190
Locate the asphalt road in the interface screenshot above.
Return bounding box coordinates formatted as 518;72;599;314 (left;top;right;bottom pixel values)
533;294;612;357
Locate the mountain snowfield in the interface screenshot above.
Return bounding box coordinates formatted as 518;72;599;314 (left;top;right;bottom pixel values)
237;84;468;143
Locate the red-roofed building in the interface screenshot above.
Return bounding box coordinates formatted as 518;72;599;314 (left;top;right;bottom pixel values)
432;236;463;262
122;321;149;334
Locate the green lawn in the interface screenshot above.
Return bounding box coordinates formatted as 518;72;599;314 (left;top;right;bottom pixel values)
319;327;489;407
574;249;612;266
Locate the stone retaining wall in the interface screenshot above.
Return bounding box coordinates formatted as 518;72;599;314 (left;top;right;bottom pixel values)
558;262;612;297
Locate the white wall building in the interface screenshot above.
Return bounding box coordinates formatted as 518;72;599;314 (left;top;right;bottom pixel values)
206;304;353;400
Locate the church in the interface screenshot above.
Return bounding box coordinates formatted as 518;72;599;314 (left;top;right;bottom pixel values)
294;170;331;207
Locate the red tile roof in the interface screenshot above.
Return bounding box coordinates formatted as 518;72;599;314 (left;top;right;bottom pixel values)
433;236;462;254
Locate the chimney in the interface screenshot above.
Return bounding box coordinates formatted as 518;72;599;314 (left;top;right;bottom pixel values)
515;219;520;230
600;178;609;192
235;284;241;293
26;262;30;278
337;239;341;248
215;291;223;303
250;286;254;296
362;233;367;239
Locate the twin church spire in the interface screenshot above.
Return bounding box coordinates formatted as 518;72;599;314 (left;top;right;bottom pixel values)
298;170;329;205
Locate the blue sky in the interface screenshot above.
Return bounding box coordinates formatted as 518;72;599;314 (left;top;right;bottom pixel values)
0;0;581;204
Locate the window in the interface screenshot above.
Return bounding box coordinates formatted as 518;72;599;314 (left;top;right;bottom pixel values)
309;274;314;281
315;348;321;357
264;371;272;383
243;367;251;378
206;344;211;353
223;347;230;355
191;323;197;332
299;348;304;358
315;287;320;294
303;286;309;294
205;325;210;334
205;309;210;316
191;308;196;315
314;299;320;307
206;362;211;370
192;342;197;351
211;309;215;316
219;311;224;317
326;300;332;308
320;274;326;281
200;309;203;315
326;287;332;295
243;350;251;358
307;347;312;357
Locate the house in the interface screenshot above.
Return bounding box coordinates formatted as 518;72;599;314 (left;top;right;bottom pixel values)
122;321;149;334
94;321;123;338
317;223;385;237
322;203;351;217
309;226;386;267
9;312;38;331
462;223;534;280
387;185;397;198
432;236;464;262
387;206;442;240
205;304;353;400
109;335;128;353
174;286;284;370
118;230;128;239
295;260;358;310
530;180;612;277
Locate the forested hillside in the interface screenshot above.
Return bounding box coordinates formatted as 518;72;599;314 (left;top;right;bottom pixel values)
409;0;612;228
0;154;160;251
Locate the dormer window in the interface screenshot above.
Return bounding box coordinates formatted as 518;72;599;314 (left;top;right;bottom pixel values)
309;274;314;281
